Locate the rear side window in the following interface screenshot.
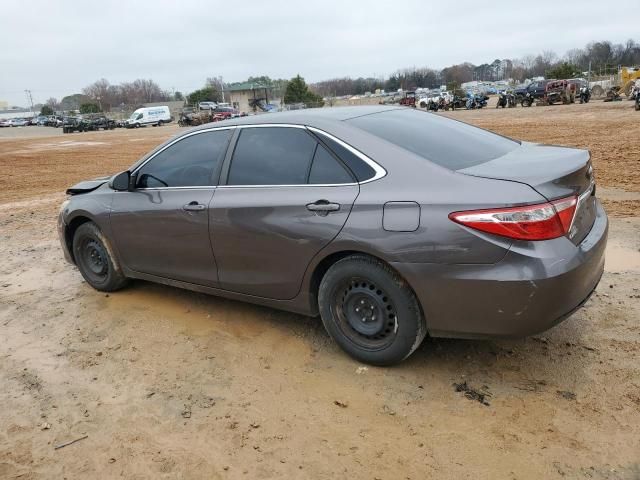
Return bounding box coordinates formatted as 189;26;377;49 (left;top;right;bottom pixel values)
346;109;519;170
313;131;376;182
227;127;316;185
136;129;232;188
309;144;354;184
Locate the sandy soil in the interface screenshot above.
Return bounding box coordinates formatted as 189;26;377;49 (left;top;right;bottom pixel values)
1;103;639;479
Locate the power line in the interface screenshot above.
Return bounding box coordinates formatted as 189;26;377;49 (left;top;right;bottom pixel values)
24;90;34;114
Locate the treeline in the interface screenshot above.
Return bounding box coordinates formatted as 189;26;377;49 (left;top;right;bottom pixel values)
311;39;640;96
44;78;174;112
81;78;171;110
44;38;640;111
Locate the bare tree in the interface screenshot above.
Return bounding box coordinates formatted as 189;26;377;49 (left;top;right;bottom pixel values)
45;97;60;110
82;78;168;110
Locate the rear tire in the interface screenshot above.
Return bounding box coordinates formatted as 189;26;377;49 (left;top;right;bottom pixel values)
72;222;129;292
318;255;426;366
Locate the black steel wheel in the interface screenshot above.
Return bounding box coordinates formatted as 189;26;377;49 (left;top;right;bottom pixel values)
78;237;109;283
319;255;426;365
72;222;129;292
333;277;398;350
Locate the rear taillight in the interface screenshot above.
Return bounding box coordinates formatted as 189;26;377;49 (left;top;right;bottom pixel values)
449;196;578;241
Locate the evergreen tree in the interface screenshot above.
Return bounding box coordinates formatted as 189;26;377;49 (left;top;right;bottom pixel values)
284;75;324;107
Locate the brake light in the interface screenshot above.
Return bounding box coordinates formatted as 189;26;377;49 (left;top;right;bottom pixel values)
449;196;578;241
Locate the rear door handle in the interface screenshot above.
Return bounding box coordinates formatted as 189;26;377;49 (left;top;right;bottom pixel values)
306;200;340;216
183;201;206;211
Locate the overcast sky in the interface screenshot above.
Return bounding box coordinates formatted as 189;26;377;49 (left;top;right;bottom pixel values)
2;0;637;106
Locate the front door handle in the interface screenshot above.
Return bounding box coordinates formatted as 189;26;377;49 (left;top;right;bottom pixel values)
183;201;206;211
306;200;340;216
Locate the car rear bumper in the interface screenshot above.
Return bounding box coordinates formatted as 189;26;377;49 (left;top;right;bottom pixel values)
392;200;608;339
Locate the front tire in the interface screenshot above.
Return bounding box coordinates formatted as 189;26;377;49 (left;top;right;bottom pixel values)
72;222;129;292
318;255;426;366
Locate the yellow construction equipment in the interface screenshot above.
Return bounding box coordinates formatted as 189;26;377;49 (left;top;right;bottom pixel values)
590;66;640;98
619;67;640;96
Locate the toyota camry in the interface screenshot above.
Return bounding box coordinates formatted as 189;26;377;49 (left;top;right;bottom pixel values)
58;106;607;365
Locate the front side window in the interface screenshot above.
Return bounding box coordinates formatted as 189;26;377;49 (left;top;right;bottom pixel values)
136;129;232;188
227;127;316;185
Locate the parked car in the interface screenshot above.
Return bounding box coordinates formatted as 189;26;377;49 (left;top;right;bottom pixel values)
62;116;88;133
64;115;116;133
11;118;30;127
85;114;116;131
58;106;607;366
126;106;171;128
399;91;416;107
0;119;11;127
198;101;218;110
46;115;63;127
212;106;240;119
418;93;443;109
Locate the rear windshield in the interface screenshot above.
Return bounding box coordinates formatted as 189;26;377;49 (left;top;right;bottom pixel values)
346;109;519;170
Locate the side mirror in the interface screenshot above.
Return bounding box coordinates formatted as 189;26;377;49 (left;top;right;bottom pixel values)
110;171;131;191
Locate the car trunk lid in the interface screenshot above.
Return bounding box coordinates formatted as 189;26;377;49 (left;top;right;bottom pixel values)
459;142;597;245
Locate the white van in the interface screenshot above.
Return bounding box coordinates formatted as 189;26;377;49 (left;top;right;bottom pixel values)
126;106;171;128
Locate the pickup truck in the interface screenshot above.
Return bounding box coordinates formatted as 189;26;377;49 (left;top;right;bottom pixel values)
515;80;576;106
514;81;548;103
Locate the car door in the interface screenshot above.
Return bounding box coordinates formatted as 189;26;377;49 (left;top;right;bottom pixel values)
110;127;234;286
210;125;359;300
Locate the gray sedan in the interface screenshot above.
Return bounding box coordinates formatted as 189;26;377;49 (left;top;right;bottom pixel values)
58;106;607;365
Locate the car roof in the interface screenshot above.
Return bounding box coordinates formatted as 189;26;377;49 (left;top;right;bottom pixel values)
190;105;406;131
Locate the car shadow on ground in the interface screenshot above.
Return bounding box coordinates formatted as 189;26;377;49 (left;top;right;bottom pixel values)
113;279;592;395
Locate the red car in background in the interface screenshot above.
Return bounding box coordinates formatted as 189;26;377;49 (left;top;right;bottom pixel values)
212;106;240;121
399;91;416;107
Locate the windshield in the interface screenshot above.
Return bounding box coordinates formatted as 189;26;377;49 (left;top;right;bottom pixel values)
129;111;141;119
346;108;519;170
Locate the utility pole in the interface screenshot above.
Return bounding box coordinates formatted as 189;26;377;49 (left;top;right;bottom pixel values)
24;89;34;115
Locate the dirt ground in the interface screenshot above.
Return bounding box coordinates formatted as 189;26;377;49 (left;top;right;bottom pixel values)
1;102;639;479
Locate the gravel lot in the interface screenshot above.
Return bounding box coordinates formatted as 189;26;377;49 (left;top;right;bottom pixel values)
1;102;639;479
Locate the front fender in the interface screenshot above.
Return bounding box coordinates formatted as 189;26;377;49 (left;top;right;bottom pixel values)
59;188;116;264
